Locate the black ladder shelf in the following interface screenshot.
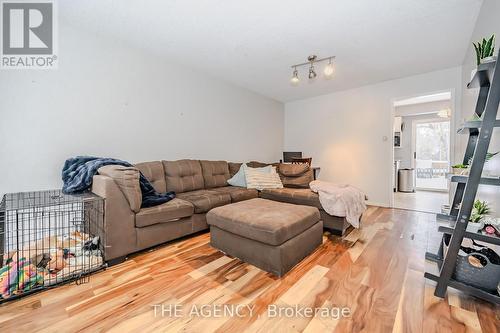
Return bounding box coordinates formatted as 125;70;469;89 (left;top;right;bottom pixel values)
424;52;500;304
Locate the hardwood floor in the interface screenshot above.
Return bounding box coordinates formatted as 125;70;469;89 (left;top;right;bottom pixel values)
0;207;498;332
393;191;449;214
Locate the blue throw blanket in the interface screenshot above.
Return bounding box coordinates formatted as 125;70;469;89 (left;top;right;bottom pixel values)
62;156;175;208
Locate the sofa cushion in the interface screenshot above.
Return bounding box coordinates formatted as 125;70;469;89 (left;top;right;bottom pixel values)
135;198;194;228
260;188;322;209
211;186;258;202
135;161;167;193
228;162;242;177
177;189;231;213
200;160;230;188
98;165;142;213
162;159;204;193
207;198;320;246
278;163;314;189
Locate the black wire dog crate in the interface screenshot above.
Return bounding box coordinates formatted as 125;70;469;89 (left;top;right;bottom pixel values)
0;190;105;302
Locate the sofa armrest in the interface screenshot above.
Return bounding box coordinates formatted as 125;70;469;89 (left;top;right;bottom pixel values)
97;165;142;213
92;175;137;261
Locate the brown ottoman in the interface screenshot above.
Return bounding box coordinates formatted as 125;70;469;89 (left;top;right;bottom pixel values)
206;198;322;276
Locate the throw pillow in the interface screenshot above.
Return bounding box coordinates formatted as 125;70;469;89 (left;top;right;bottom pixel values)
227;164;273;187
281;171;314;188
98;165;142;213
278;163;314;188
278;163;309;176
245;167;283;190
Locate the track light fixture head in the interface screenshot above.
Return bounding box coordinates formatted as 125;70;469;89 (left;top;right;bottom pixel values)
290;66;299;85
308;64;317;79
307;55;317;62
290;55;336;85
323;57;335;78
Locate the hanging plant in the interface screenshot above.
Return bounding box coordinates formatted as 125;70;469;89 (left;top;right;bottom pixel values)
473;34;495;65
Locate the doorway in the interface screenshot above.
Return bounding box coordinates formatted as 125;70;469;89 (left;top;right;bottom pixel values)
392;92;452;213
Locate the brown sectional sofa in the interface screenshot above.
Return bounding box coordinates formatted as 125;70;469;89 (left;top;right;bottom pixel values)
91;159;348;264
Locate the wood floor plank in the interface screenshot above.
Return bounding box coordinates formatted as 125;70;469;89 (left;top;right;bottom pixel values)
475;301;500;333
188;255;235;279
280;265;329;305
392;268;424;333
423;281;453;333
302;300;342;333
450;306;483;333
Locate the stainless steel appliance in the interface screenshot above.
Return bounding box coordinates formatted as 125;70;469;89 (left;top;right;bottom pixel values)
398;168;415;192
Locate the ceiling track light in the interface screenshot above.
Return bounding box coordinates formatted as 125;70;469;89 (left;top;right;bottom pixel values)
290;55;336;85
323;57;335;78
308;55;317;79
291;66;299;85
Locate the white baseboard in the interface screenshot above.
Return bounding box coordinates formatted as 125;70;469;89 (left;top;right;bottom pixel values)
366;200;390;208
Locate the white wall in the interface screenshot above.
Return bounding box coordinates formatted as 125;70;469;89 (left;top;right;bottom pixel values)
460;0;500;216
284;67;462;207
0;21;284;195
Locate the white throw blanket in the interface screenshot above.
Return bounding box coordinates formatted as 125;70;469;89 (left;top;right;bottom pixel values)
309;180;367;228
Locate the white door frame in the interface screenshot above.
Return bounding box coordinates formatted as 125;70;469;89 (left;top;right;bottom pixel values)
412;117;451;192
389;89;456;208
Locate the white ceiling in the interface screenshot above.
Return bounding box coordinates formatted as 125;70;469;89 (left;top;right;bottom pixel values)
59;0;483;102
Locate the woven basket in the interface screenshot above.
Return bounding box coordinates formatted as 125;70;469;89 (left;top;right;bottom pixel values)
443;235;500;292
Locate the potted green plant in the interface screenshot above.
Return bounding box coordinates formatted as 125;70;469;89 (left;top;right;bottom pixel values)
467;152;499;165
451;163;469;175
468;200;490;233
451;151;498;175
473;34;496;65
467;151;499;176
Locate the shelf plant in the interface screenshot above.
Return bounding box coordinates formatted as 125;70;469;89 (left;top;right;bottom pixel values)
467;151;499;166
473;34;495;65
451;163;468;170
451;152;498;175
470;200;490;223
451;161;470;175
468;200;490;233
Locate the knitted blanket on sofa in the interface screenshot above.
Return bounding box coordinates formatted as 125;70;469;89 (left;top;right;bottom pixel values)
309;180;366;228
62;156;175;208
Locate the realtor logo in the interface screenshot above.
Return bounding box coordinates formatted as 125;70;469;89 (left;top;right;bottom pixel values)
1;0;57;69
